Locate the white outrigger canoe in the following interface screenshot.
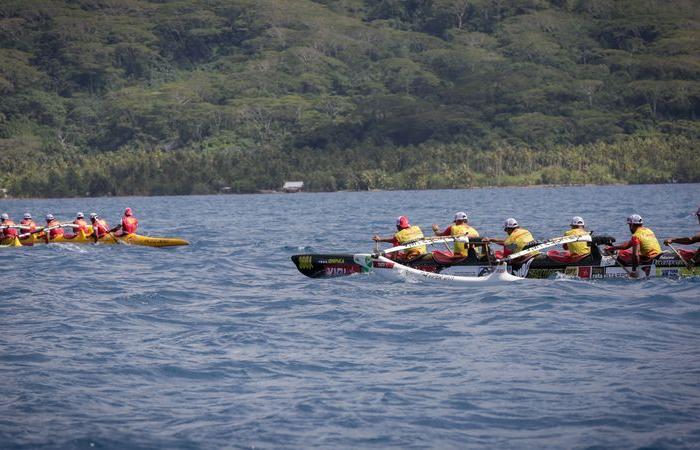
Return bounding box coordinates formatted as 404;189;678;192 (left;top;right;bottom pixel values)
293;234;699;284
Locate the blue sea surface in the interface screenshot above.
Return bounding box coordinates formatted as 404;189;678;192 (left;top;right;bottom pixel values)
1;184;700;449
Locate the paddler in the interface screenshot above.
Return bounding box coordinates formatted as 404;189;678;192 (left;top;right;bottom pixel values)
663;206;700;266
89;213;110;241
65;212;90;239
432;211;481;257
483;218;537;260
372;215;427;260
111;207;138;236
605;214;661;277
20;213;37;235
0;213;19;244
42;214;65;242
561;216;591;258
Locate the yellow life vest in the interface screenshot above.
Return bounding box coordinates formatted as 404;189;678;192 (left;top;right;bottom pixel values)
395;225;427;257
632;226;661;258
451;223;480;256
564;228;590;256
504;228;535;255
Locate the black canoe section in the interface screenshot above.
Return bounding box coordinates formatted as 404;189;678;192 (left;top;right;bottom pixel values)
291;254;364;278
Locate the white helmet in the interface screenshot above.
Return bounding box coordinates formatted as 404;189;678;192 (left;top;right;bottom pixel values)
76;212;84;218
89;212;98;219
0;213;8;220
504;218;519;229
23;213;32;219
571;216;585;226
454;211;468;222
46;214;55;221
626;214;643;225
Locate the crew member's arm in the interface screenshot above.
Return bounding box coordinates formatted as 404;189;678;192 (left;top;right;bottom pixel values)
631;238;641;273
432;224;450;236
483;237;505;245
664;233;700;246
372;235;394;243
607;239;632;253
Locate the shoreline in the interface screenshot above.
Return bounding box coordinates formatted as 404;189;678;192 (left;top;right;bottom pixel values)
1;181;694;200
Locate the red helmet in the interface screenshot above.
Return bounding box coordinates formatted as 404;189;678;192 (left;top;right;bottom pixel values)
124;207;133;216
396;216;410;229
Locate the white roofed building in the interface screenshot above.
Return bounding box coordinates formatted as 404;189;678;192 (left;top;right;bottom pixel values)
282;181;303;193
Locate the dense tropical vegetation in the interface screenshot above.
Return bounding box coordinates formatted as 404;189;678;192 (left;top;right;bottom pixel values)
0;0;698;197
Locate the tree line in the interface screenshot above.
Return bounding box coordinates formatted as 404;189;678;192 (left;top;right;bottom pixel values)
0;0;698;197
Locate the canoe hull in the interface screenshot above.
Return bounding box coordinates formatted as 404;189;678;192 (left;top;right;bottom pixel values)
17;233;188;247
292;251;699;280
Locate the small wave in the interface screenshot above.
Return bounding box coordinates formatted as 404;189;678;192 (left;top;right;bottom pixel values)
50;243;90;253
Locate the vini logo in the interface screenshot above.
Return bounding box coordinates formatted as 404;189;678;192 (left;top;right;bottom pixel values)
297;255;313;270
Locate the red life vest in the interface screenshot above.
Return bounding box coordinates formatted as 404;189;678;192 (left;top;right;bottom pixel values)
121;216;138;234
1;220;18;238
92;219;109;237
73;218;89;234
46;219;64;238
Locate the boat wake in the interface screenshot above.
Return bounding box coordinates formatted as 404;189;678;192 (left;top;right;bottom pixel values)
52;243;90;253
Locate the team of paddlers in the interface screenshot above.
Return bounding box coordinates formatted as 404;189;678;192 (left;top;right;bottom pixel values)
372;207;700;274
0;208;138;244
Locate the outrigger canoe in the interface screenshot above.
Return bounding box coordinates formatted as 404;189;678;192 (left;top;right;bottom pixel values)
3;231;188;248
293;235;699;282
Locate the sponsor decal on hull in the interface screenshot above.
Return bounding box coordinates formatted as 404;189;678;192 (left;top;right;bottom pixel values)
525;268;557;279
655;256;684;267
564;267;578;277
604;265;653;278
324;265;359;276
323;258;347;264
297;255;313;270
656;268;680;278
373;260;395;269
513;258;535;278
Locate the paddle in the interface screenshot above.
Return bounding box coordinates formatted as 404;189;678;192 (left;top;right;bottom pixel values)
6;225;38;240
87;223;120;245
496;234;592;263
666;243;693;270
107;225;125;245
18;225;45;240
612;253;634;276
601;246;644;278
39;223;79;243
378;235;470;256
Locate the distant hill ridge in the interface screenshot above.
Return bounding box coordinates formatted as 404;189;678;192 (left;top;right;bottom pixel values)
0;0;698;197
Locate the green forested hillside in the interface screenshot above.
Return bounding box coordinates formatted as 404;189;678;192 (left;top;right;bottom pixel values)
1;0;698;197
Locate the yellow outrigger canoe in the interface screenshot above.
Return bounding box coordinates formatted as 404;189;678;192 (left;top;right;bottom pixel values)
3;230;188;248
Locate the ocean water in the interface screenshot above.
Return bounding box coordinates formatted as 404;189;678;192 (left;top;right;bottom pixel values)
1;184;700;449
